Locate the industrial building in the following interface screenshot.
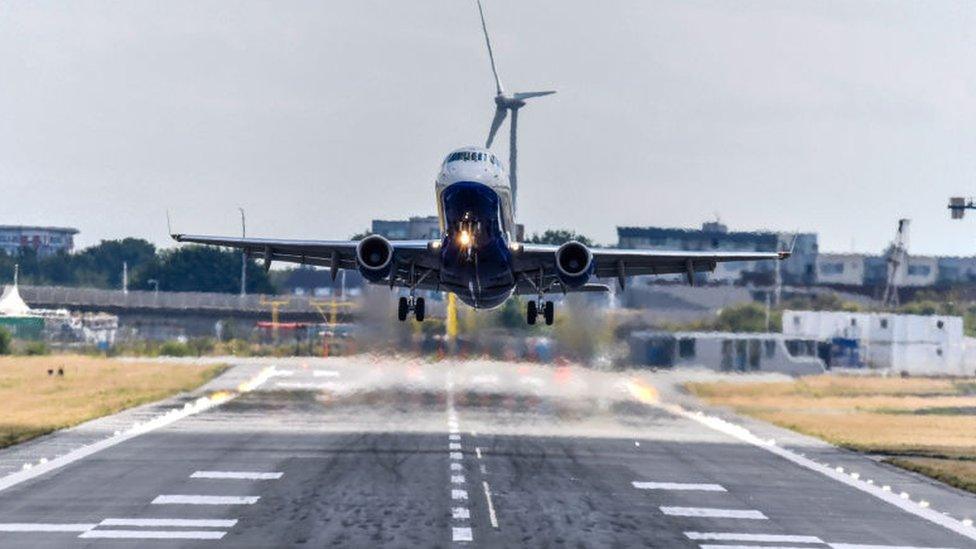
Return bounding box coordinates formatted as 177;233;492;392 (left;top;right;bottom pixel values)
371;216;440;240
0;225;78;257
628;331;826;375
782;310;975;376
617;222;818;285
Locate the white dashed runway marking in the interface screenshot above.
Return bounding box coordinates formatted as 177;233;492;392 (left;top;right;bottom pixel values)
452;526;473;542
685;532;823;543
191;471;283;480
633;481;726;492
0;523;95;532
79;529;226;540
152;495;260;505
661;507;767;520
100;518;238;528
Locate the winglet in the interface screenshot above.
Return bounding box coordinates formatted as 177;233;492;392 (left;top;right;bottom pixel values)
167;210;183;242
778;235;798;260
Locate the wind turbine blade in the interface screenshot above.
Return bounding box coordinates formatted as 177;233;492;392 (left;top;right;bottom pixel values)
509;107;519;213
486;105;507;148
476;0;503;95
513;90;556;100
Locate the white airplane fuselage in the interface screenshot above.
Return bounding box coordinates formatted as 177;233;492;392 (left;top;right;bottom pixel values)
434;146;518;308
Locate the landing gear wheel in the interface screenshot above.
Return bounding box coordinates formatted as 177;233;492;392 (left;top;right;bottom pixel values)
544;301;555;326
526;300;538;325
397;297;409;322
414;297;426;322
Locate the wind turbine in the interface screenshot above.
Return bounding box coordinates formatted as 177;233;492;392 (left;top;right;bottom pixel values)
476;0;555;213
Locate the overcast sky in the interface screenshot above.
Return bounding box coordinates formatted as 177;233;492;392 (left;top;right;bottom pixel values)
1;1;974;255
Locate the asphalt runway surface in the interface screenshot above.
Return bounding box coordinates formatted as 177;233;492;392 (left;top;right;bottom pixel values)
0;357;974;548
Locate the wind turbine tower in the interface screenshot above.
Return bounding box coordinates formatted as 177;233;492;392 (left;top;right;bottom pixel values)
477;0;555;213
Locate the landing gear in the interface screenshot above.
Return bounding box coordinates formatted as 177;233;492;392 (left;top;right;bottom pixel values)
398;297;409;322
526;299;555;326
397;296;426;322
414;297;425;322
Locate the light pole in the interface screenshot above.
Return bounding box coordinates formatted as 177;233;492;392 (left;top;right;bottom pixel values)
239;207;247;297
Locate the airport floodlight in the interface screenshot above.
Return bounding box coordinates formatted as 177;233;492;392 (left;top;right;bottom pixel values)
477;0;555;212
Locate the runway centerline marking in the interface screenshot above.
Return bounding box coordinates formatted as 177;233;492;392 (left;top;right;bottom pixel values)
685;532;823;543
452;489;468;501
79;529;226;540
100;518;238;528
312;370;340;377
452;526;473;542
634;481;726;492
661;507;767;520
449;442;462;450
451;475;466;484
152;495;259;505
0;523;95;532
191;471;283;480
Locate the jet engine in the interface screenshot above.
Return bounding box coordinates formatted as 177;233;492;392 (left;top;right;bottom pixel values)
554;241;594;288
356;235;395;282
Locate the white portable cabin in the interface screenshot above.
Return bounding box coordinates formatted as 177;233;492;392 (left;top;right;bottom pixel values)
782;310;972;376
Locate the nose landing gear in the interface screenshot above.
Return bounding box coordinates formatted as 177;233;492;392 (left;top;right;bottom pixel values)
397;296;426;322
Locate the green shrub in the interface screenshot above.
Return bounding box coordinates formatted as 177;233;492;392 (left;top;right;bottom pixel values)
159;341;191;357
21;341;48;356
0;328;9;355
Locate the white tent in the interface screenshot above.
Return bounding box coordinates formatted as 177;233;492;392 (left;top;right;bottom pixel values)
0;284;31;316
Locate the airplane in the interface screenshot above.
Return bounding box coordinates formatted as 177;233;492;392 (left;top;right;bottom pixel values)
172;1;790;326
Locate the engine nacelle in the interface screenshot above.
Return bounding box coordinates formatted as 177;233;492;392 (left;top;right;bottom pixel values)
356;235;395;282
554;241;594;288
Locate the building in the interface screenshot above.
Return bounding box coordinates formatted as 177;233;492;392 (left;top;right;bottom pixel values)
617;222;817;285
782;310;975;375
0;225;78;257
627;331;825;376
371;216;440;240
816;253;939;288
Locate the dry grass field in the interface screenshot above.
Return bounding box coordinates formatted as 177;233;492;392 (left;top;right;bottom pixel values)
0;355;226;448
687;375;976;493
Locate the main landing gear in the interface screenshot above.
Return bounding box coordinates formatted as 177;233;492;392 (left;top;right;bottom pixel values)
398;296;425;322
526;299;554;326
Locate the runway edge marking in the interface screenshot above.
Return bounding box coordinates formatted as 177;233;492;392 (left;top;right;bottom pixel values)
0;366;277;495
626;379;976;543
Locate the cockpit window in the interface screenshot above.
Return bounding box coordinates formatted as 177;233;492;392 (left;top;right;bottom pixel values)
444;151;498;165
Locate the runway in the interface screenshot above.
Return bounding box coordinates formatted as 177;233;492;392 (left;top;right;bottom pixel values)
0;357;973;548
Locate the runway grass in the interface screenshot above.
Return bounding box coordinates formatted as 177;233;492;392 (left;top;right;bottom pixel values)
687;375;976;494
0;355;226;449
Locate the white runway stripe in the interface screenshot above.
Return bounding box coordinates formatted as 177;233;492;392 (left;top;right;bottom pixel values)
686;532;822;543
152;495;259;505
79;529;226;540
449;442;462;450
312;370;340;377
0;523;95;532
452;489;468;500
191;471;283;480
699;545;818;549
827;543;947;549
452;507;470;519
661;507;767;520
452;526;473;542
634;481;726;492
100;518;238;528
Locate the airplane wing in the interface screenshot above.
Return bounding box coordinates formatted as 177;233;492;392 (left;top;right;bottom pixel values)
171;234;439;280
512;244;789;293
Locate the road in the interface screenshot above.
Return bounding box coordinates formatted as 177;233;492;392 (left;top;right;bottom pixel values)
0;356;973;548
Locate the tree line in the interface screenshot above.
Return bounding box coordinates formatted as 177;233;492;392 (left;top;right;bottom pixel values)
0;239;274;294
